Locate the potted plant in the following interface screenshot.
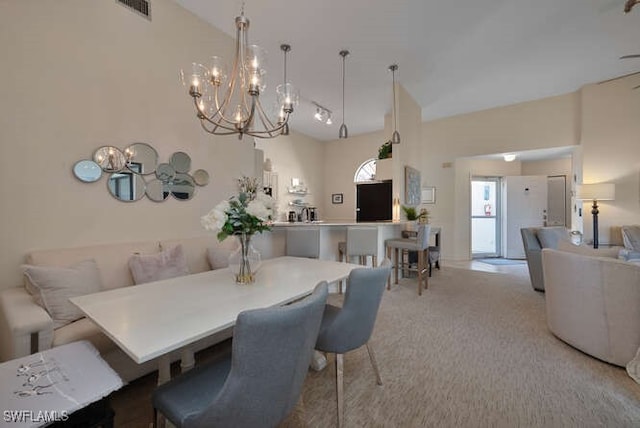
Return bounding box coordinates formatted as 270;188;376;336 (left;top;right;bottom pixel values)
401;205;429;230
378;141;392;160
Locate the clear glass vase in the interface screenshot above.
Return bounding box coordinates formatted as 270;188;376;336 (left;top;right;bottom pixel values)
228;233;261;284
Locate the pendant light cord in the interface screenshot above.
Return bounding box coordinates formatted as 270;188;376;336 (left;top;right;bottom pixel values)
392;67;398;133
342;54;346;124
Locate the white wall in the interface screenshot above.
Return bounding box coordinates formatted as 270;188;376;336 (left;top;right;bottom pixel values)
255;131;325;221
579;77;640;245
322;130;387;221
423;94;580;260
0;0;256;288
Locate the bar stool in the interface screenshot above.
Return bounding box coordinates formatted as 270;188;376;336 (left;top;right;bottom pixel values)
337;227;378;293
385;224;431;295
286;227;320;258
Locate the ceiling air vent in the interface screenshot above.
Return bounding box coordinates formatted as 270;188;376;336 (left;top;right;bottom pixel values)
116;0;151;20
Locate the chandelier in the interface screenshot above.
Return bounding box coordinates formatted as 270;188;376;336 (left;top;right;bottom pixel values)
181;10;298;139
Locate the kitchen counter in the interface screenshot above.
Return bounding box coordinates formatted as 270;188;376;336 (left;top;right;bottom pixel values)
268;221;406;263
272;220;405;227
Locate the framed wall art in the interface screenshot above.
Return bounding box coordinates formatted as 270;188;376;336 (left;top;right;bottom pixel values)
404;166;421;206
421;186;436;204
332;193;343;204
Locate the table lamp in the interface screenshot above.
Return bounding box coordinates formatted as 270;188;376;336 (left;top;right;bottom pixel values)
576;183;615;248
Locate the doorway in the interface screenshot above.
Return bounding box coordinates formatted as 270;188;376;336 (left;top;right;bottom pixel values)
471;177;501;258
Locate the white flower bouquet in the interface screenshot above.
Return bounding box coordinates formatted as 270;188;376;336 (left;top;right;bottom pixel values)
201;176;277;241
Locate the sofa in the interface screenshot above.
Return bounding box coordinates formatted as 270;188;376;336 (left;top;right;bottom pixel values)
520;227;573;291
0;236;238;382
520;227;622;291
542;247;640;366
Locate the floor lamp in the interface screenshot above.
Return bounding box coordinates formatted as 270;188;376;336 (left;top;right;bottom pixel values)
576;183;615;249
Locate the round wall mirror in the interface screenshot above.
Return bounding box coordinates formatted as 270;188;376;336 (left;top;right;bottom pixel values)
73;160;103;183
170;173;195;200
94;146;126;173
170;152;191;173
193;169;210;186
107;172;146;202
156;163;176;183
146;179;171;202
124;142;159;175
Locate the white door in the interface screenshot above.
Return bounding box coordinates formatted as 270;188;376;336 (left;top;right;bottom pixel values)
471;177;501;258
546;175;566;226
504;176;548;259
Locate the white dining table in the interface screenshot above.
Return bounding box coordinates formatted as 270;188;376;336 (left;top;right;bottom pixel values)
71;256;360;384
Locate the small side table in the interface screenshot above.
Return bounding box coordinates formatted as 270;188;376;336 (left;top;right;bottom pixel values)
0;341;123;428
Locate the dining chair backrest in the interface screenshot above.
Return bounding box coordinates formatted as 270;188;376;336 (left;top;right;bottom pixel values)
189;281;329;427
416;224;432;251
286;227;321;258
315;260;391;354
346;227;378;257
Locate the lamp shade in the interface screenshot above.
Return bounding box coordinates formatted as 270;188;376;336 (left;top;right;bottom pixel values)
575;183;615;201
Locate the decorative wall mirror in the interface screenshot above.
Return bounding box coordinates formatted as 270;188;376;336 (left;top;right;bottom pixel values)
124;142;158;175
170;152;191;173
73;143;209;203
94;146;126;172
73;160;102;183
193;169;210;186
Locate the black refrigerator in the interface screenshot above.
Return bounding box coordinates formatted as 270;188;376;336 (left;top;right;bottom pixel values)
356;180;392;222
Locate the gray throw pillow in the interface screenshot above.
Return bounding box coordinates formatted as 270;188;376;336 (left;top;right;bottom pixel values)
537;227;570;249
23;259;103;329
128;244;189;285
621;225;640;251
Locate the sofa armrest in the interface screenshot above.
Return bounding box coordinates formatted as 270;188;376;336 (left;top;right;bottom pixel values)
521;228;544;291
0;287;54;361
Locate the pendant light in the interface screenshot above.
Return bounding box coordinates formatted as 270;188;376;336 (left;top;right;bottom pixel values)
338;50;350;139
280;44;291;136
389;64;400;145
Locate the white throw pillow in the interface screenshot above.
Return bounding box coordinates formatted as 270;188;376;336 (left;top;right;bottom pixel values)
128;244;189;285
23;259;103;329
207;238;240;270
621;225;640;251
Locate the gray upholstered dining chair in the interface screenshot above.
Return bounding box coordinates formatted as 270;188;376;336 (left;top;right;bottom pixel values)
286;227;321;258
337;226;379;293
315;259;392;428
152;282;329;428
385;224;431;295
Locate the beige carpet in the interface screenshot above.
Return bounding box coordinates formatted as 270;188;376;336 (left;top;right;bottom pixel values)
283;266;640;427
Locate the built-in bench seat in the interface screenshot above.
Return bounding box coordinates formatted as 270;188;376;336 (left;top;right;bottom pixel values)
0;236;237;382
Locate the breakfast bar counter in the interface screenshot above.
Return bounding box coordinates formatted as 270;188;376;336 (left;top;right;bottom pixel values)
270;221;406;263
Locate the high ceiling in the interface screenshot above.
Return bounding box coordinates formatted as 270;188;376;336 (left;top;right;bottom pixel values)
174;0;640;142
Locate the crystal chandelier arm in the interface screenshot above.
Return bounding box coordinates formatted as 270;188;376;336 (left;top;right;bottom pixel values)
246;100;290;137
194;97;239;133
254;98;278;132
184;10;293;139
199;120;239;136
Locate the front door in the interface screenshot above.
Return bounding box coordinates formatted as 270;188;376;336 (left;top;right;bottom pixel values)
471;177;501;258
